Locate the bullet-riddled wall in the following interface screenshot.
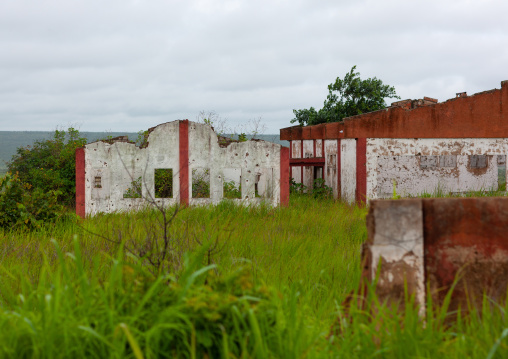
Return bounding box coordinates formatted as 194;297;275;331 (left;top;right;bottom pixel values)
281;80;508;203
76;120;289;217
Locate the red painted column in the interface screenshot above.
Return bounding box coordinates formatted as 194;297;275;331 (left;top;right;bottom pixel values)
337;139;341;199
75;147;86;218
356;138;367;205
280;147;290;206
179;120;190;206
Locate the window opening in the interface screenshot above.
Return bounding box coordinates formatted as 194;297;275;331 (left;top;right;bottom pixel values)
223;168;241;199
123;177;142;198
154;169;173;198
192;168;210;198
94;176;102;188
470;155;487;169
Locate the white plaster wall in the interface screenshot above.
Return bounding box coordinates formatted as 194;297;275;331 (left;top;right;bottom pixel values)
84;122;180;216
367;138;508;200
291;141;301;159
291;166;302;184
84;121;283;215
213;140;281;206
291;140;302;184
315;139;323;157
324;140;338;198
303;140;314;189
341;139;357;203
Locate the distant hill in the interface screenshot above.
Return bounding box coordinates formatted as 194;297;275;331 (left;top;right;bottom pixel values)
0;131;287;176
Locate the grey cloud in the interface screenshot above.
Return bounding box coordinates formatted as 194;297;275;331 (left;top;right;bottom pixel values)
0;0;507;133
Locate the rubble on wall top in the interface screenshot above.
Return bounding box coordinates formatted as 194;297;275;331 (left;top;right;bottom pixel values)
390;97;438;110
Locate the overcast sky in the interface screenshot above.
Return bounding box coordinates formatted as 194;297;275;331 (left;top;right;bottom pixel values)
1;0;507;134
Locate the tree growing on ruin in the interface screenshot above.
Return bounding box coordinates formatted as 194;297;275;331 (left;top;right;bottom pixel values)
291;66;400;126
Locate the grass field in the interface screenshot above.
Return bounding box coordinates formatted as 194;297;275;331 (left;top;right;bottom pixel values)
1;196;508;357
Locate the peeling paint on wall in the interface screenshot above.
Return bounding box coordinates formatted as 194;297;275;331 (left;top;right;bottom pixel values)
79;121;286;217
367;138;508;199
324;140;338;198
341;139;356;203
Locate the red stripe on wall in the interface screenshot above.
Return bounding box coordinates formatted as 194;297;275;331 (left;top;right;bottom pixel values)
280;147;290;206
179;120;190;206
356;138;367;205
75;147;86;218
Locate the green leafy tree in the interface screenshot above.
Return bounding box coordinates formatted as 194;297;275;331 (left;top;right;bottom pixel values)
291;66;400;126
0;172;64;229
7;127;87;207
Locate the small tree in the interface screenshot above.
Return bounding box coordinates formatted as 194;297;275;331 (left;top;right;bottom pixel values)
291;66;400;126
7;127;87;207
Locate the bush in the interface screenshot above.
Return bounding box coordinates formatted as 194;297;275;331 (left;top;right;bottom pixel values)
290;178;333;199
0;172;65;229
7;127;87;207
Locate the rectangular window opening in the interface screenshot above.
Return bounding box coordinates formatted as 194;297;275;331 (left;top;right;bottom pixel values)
420;155;438;169
154;169;173;198
255;168;273;199
223;168;242;199
469;155;488;169
123;177;142;198
192;168;210;198
94;176;102;188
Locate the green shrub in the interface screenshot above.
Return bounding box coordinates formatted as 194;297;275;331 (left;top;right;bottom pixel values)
155;169;173;198
7;127;87;207
192;169;210;198
0;172;64;229
223;181;241;199
290;178;333;199
123;176;143;198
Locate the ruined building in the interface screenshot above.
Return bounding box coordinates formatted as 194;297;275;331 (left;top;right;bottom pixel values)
280;80;508;203
76;120;289;217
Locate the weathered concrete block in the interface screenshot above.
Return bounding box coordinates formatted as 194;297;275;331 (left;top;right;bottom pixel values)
365;199;425;309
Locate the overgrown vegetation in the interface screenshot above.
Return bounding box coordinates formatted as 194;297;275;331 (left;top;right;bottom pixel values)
123;176;143;199
7;127;87;207
2;196;508;357
155;169;173;198
223;181;241;199
290;177;333;199
0;172;65;229
192;168;210;198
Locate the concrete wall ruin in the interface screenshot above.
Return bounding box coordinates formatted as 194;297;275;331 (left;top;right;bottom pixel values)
281;80;508;203
76;120;289;217
363;198;508;312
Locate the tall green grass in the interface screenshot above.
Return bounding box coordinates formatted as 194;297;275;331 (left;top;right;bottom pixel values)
1;196;508;357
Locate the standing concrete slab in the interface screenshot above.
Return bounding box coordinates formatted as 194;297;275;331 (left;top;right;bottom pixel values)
365;199;425;310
